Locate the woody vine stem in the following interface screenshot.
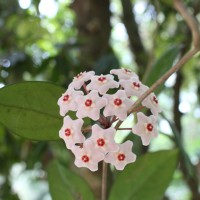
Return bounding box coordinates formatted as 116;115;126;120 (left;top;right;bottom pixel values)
115;0;200;130
102;0;200;200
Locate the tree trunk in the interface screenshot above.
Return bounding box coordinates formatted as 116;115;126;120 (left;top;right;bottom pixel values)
71;0;112;69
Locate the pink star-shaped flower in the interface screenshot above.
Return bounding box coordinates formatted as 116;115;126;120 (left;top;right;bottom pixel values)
75;90;107;120
59;116;85;149
103;90;134;120
57;89;83;116
86;74;119;94
110;68;138;80
142;93;161;116
69;71;95;90
90;124;119;154
132;112;158;146
119;77;149;97
104;141;136;170
72;139;105;171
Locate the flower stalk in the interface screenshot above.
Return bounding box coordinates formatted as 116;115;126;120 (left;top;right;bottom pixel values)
101;161;108;200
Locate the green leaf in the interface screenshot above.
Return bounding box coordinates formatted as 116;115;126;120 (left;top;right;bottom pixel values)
0;82;64;141
143;45;180;93
47;160;95;200
109;149;179;200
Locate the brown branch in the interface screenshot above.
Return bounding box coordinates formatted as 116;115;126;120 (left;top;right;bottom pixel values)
173;53;200;200
115;0;200;130
174;0;200;48
121;0;148;76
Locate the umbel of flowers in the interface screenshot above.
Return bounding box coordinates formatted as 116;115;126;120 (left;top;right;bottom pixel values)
57;69;161;171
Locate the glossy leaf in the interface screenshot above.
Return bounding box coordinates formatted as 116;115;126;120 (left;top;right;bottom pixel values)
47;160;95;200
0;82;64;140
143;45;180;93
109;149;178;200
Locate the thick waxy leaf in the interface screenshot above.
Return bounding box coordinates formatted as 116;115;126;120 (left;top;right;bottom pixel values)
144;45;180;93
47;160;95;200
109;149;178;200
0;82;64;140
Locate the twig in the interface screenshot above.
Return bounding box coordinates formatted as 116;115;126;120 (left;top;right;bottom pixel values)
101;161;108;200
115;0;200;130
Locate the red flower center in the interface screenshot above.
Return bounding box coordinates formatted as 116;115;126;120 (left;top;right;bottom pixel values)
85;99;93;107
65;128;71;136
97;138;105;147
146;123;153;132
152;96;158;104
98;76;106;82
82;155;90;163
114;98;122;106
133;82;140;88
117;153;126;161
63;94;69;102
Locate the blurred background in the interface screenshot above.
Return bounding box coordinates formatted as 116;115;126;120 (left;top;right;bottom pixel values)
0;0;200;199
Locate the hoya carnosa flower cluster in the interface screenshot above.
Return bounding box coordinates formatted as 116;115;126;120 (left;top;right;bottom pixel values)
57;69;161;171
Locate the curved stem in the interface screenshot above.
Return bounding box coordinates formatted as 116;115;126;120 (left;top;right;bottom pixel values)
131;105;144;113
115;0;200;130
174;0;200;48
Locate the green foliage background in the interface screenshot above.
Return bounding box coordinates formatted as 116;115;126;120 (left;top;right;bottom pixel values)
0;0;200;200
